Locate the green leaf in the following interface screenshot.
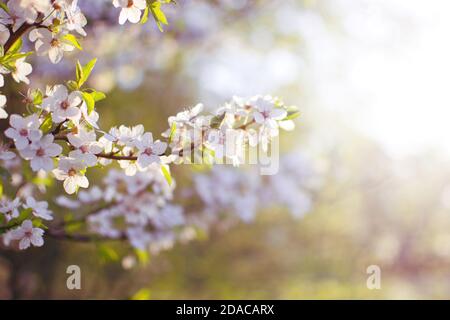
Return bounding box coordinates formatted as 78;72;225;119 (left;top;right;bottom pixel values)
98;244;119;262
161;165;172;186
32;219;47;229
32;89;43;105
62;34;82;50
210;113;225;129
81;92;95;114
64;219;83;233
140;5;149;24
81;58;97;83
0;2;9;13
40;114;53;133
66;80;79;91
0;51;32;67
168;122;176;144
7;52;32;60
32;174;53;187
284;106;300;120
77;58;97;87
150;1;169;32
135;249;150;266
75;60;83;84
6;37;22;54
90;90;106;102
5;208;33;229
131;288;151;300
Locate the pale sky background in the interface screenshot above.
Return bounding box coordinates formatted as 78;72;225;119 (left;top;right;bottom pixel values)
188;0;450;157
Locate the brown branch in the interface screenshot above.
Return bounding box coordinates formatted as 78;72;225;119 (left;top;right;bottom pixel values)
4;22;42;52
51;120;67;135
95;153;138;161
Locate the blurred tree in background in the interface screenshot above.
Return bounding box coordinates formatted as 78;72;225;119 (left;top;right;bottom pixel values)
0;0;449;299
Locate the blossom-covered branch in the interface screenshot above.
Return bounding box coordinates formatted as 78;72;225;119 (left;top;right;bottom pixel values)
0;0;306;255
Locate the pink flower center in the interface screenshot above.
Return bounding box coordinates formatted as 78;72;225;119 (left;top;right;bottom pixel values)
25;230;33;238
19;129;28;137
60;100;69;110
144;148;153;156
68;168;77;177
80;145;88;153
36;148;45;157
127;0;134;8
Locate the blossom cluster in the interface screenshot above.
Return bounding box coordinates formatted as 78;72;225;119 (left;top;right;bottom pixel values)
193;151;316;224
0;92;298;251
1;196;52;249
51;150;316;254
0;0;305;256
54;167;187;253
3;81;294;194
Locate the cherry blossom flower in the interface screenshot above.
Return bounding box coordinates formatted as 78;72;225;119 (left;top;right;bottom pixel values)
113;0;147;25
0;0;26;31
11;58;33;85
135;132;167;168
118;146;139;176
4;114;42;150
78;186;103;203
107;124;144;146
80;100;99;128
0;97;7;119
2;230;14;247
55;195;80;209
252;96;287;129
10;219;44;250
205;126;232;160
0;0;300;256
0;197;21;221
97;136;114;166
168;103;204;128
0;142;15;161
23;196;53;220
29;28;75;64
67;128;102;166
15;0;52;24
126;226;151;249
88;210;122;239
0;24;10;45
19;134;62;172
63;0;87;36
42;85;82;123
224;129;246;167
150;205;185;229
249;96;288;151
53;157;89;194
216;96;247;126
